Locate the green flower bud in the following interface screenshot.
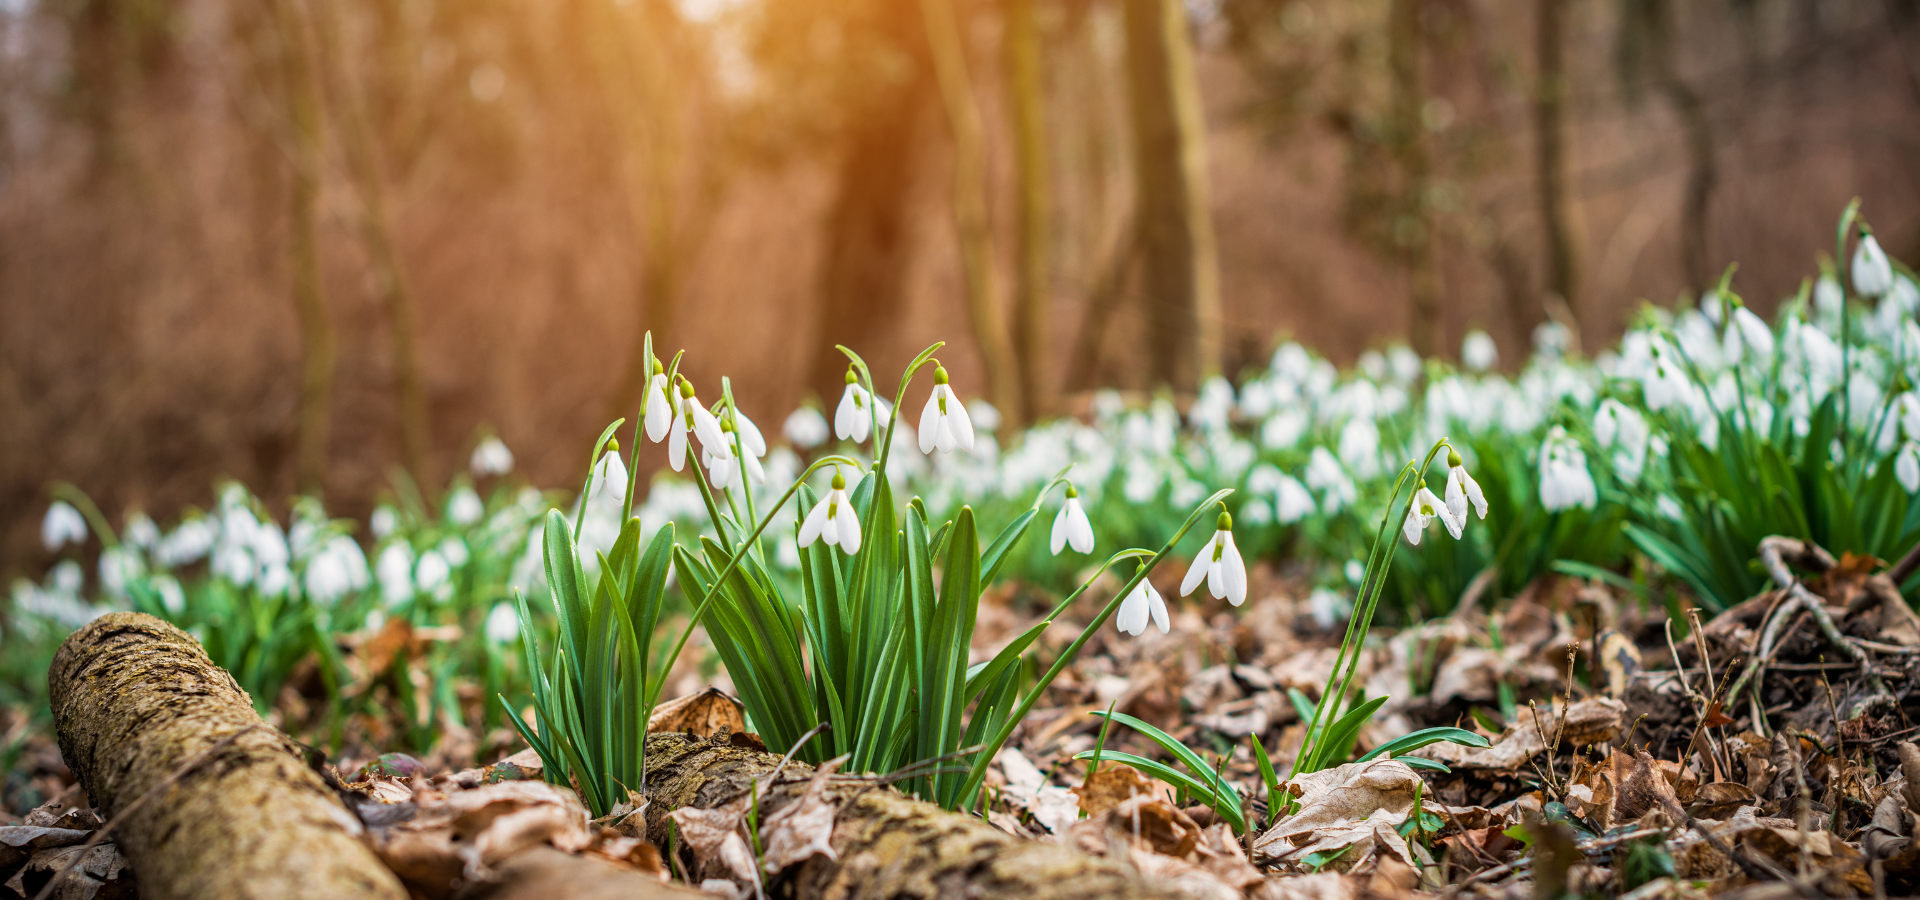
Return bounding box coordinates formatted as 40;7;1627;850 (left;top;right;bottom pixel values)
605;436;620;453
679;378;695;399
1064;483;1079;499
1216;510;1233;531
845;367;858;385
831;470;846;491
934;365;949;385
1447;447;1463;468
651;358;664;376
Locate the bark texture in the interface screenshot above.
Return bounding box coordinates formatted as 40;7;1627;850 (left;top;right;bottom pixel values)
450;847;698;900
640;731;1182;900
50;612;407;900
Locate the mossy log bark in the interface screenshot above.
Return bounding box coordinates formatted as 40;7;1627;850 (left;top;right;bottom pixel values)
641;732;1182;900
50;612;408;900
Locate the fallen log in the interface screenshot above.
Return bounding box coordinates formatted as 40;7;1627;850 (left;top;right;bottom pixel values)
50;613;408;900
640;731;1184;900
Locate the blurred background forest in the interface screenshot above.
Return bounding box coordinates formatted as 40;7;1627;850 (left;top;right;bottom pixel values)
2;0;1918;574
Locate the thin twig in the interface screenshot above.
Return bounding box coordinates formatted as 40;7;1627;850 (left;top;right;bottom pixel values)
31;725;262;900
1757;536;1893;717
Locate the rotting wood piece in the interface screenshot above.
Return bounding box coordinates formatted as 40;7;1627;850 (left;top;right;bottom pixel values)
640;731;1185;900
49;612;408;900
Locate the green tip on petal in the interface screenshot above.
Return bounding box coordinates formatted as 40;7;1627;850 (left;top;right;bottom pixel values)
831;470;846;491
1217;510;1233;531
1064;483;1078;499
1447;447;1463;468
934;365;949;385
845;368;858;385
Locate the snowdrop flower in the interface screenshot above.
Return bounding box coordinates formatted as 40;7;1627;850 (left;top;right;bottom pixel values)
1643;354;1690;412
41;502;87;552
1402;487;1461;545
1116;573;1169;636
157;518;215;566
708;419;767;490
1533;321;1572;358
591;438;629;499
1895;442;1920;494
124;513;160;550
784;407;831;449
1180;511;1247;606
644;359;674;442
471;436;515;476
1443;448;1486;522
1726;303;1775;361
1461;330;1498;372
416;550;452;597
1814;274;1844;322
447;487;485;526
370;506;399;540
485;602;521;644
1274;475;1316;524
1050;484;1094;555
1308;588;1349;630
377;543;415;602
918;365;975;455
99;546;142;599
1538;428;1598;512
834;368;874;443
798;469;862;554
1853;231;1894;298
669;378;728;471
152;574;186;615
305;535;370;604
1594;399;1650;483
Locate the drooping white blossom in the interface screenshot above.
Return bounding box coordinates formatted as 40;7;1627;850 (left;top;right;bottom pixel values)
1462;330;1499;372
797;469;862;554
834;369;874;443
644;359;674;442
1853;231;1894;298
1116;575;1169;636
1050;485;1094;555
917;365;975;455
1538;427;1599;512
41;502;87;552
471;436;516;476
1179;512;1247;606
784;407;831;448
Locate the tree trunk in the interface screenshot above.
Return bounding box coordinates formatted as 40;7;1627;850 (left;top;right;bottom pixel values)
809;4;931;406
1641;0;1715;292
919;0;1024;422
638;731;1182;900
49;613;407;900
1534;0;1579;325
315;0;432;486
1387;0;1440;358
1121;0;1222;389
1007;0;1050;423
274;0;335;495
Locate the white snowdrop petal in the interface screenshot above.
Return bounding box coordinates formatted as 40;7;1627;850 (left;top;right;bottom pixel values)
918;395;940;453
798;498;829;547
1068;502;1095;553
1050;505;1070;556
1179;548;1211;597
1220;533;1247;606
1148;585;1170;634
946;386;976;451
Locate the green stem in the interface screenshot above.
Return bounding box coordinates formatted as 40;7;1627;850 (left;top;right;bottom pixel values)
955;488;1235;808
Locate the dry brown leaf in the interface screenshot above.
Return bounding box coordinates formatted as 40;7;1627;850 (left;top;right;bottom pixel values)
1255;871;1355;900
1596;630;1642;697
1899;742;1920;817
1072;762;1155;819
1609;749;1681;822
667;791;757;884
993;748;1079;834
1251;758;1422;869
647;687;747;739
1127;843;1242;900
362;778;640;897
1194;823;1265;891
1;841;132;900
758;758;841;874
1688;782;1757;819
